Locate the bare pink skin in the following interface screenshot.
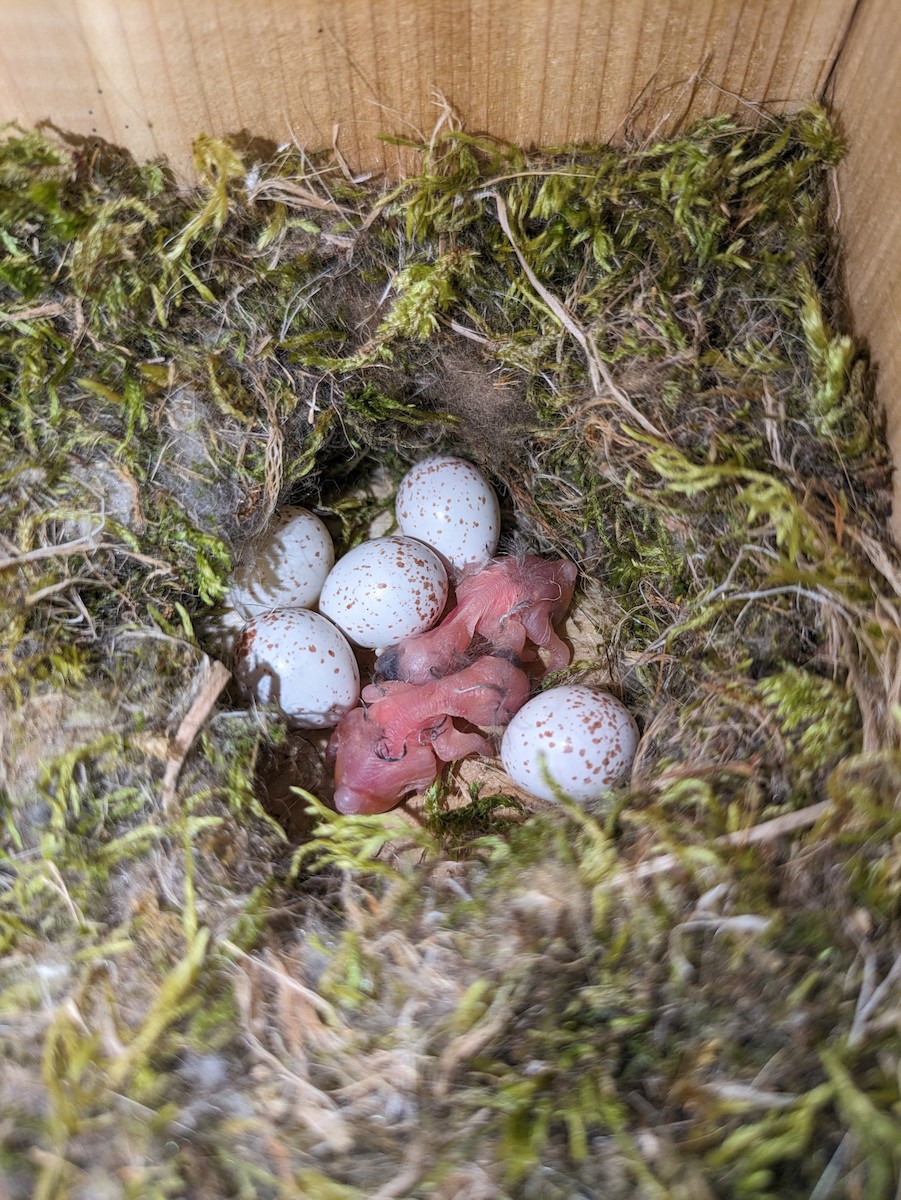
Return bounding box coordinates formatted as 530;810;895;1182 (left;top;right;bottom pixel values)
328;708;439;815
328;656;531;815
376;556;577;685
362;654;531;759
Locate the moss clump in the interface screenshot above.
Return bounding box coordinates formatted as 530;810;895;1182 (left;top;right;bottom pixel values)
1;106;900;1198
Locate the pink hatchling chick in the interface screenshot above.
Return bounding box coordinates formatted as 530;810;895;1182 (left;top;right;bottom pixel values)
363;654;531;759
376;555;577;685
328;707;439;815
328;656;531;815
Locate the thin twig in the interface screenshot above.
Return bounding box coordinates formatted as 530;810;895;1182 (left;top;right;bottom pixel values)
0;530;172;574
245;177;355;215
161;659;231;808
728;585;858;623
369;1143;426;1200
849;953;901;1047
223;941;341;1022
448;319;490;345
44;862;84;926
0;528;104;569
622;801;832;883
23;577;91;607
487;190;663;439
702;543;770;604
808;1132;852;1200
0;302;67;322
701;1079;799;1109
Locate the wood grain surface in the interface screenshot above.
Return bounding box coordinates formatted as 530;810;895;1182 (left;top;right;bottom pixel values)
0;0;854;177
830;0;901;534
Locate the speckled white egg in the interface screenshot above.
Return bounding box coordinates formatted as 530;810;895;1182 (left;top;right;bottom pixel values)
229;506;334;618
234;608;360;729
501;686;639;804
318;535;448;649
396;456;500;571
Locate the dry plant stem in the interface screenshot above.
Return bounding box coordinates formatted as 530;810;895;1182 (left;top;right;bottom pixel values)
849;952;901;1047
0;529;104;569
488;189;664;439
368;1143;427;1200
222;941;341;1022
448;318;490;345
230;954;352;1152
623;800;832;882
0;534;172;573
161;659;231;808
23;576;91;606
245;178;354;215
433;980;523;1099
808;1133;853;1200
700;1079;798;1108
261;388;284;513
0;302;67;322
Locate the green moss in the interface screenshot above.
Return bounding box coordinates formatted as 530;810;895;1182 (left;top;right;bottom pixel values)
289;792;434;881
1;107;900;1199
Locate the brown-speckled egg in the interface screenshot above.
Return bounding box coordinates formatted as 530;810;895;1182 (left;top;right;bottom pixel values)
229;506;334;618
501;685;639;803
396;456;500;571
318;535;448;649
234;608;359;728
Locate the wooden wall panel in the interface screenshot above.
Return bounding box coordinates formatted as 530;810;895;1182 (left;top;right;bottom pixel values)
0;0;854;178
831;0;901;536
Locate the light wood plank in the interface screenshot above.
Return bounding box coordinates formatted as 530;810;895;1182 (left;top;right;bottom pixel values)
0;0;854;176
831;0;901;536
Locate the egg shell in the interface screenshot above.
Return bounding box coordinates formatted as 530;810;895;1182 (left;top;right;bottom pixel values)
501;685;639;804
234;608;360;729
396;456;500;572
318;536;449;650
229;506;334;618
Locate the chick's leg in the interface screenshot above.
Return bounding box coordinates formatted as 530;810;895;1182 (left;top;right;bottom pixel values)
431;721;494;762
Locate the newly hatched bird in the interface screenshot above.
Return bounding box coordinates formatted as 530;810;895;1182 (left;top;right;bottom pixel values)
328;655;531;814
376;555;577;685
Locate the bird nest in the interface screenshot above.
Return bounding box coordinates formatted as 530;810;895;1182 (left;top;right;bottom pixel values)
1;106;900;1198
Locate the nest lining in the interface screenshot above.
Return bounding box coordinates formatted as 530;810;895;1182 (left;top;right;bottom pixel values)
1;107;900;1199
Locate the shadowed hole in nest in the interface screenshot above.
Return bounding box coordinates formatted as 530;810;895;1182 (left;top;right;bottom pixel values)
239;441;620;843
